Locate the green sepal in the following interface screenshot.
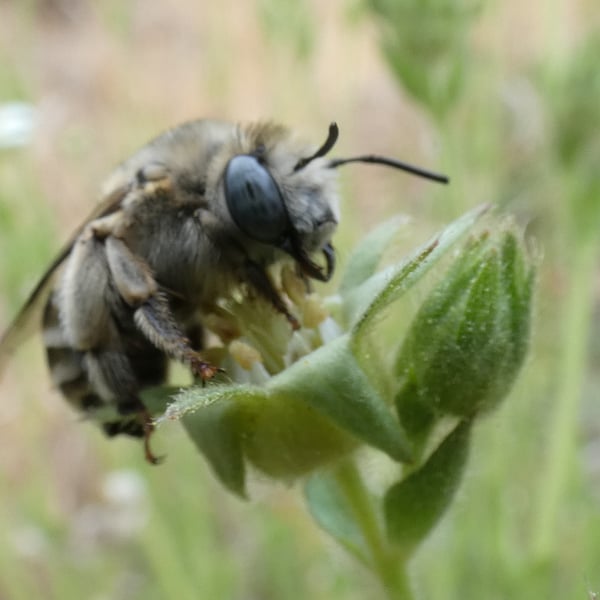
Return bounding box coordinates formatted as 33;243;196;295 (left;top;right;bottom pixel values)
268;334;412;463
176;385;256;497
384;419;472;558
394;227;534;423
500;232;535;382
394;375;437;456
350;204;490;361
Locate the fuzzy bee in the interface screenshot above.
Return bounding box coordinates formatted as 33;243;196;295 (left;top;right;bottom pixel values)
0;119;447;463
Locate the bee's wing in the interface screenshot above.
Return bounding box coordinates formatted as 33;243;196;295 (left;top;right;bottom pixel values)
0;245;70;372
0;183;130;374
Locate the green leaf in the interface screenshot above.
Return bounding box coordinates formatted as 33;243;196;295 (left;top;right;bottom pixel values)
175;382;358;486
384;420;472;557
169;334;411;487
269;334;412;463
235;387;358;480
339;215;408;294
304;466;372;564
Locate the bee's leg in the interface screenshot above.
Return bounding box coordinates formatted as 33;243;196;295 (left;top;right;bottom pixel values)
84;347;163;464
85;349;139;406
244;260;300;329
134;294;221;381
104;236;220;381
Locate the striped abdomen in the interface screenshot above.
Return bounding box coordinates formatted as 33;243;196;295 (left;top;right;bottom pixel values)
42;291;168;438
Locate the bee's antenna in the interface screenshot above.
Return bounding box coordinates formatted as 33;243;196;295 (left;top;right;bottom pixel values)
294;122;449;184
294;122;339;172
329;155;449;184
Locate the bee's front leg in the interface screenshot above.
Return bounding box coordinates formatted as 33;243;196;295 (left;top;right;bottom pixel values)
244;260;300;329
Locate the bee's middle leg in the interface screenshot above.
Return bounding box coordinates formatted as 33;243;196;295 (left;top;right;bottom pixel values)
134;295;221;381
105;236;219;381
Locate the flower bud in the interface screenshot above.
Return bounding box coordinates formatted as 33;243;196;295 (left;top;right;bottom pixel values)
395;226;534;429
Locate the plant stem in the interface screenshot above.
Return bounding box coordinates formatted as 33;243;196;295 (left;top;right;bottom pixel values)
532;237;599;560
334;459;413;600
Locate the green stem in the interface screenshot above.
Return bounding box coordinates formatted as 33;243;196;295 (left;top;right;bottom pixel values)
532;238;599;560
334;459;413;600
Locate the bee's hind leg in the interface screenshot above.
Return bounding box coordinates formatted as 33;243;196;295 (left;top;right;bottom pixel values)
86;348;163;464
115;401;163;466
102;405;162;465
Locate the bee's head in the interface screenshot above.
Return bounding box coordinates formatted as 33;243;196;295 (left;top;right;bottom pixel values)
219;122;448;283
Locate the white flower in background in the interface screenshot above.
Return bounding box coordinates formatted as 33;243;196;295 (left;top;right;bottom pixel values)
0;102;37;148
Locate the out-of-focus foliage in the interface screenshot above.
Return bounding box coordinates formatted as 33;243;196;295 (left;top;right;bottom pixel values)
544;32;600;242
364;0;484;118
258;0;316;59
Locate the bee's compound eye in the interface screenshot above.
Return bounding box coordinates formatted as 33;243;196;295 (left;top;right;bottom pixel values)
225;155;288;244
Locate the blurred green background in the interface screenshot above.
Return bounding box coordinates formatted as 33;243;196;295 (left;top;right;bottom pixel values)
0;1;599;598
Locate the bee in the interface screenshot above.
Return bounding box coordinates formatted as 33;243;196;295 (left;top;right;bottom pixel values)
0;119;448;463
